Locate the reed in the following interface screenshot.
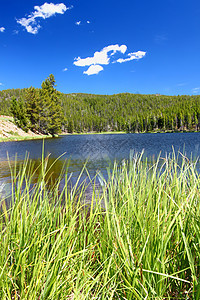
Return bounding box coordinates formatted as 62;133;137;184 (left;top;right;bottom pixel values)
0;152;199;299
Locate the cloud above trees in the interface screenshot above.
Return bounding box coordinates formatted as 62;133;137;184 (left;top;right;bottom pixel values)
74;44;146;75
17;2;71;34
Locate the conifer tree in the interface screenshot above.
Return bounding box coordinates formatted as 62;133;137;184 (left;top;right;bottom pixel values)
25;87;40;132
39;74;63;136
10;96;29;132
9;75;63;136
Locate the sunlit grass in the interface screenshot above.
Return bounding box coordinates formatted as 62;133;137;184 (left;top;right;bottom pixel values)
0;135;53;143
0;152;199;299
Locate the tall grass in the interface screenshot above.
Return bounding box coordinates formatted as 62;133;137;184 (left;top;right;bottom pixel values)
0;152;199;299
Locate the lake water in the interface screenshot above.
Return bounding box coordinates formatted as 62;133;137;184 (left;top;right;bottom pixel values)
0;132;200;193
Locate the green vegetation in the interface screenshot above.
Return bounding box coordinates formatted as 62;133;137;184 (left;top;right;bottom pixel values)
0;134;53;143
10;97;29;132
1;85;200;134
0;116;13;122
9;75;63;136
61;93;200;133
0;153;199;299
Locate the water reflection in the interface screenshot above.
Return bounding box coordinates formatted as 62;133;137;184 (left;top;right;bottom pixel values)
1;132;200;196
0;155;108;205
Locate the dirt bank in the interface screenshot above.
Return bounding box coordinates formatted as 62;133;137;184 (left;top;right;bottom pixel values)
0;115;49;142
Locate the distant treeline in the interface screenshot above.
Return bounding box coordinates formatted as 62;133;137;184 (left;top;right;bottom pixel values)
1;83;200;133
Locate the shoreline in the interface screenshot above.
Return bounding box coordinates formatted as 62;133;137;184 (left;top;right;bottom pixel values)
0;134;53;143
1;129;200;143
60;129;200;136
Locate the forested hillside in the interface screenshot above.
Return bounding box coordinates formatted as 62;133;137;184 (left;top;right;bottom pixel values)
1;87;200;133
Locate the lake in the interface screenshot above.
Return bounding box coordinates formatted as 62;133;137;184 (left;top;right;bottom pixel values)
0;132;200;194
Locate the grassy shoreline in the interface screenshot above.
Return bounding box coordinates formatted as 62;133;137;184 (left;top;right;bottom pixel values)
0;134;54;143
0;153;199;299
60;131;127;136
61;129;200;136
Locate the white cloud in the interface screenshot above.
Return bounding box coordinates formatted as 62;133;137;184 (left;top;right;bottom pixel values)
116;51;146;63
63;67;68;71
192;87;200;94
177;82;186;87
74;44;146;75
13;30;19;35
84;65;103;75
0;83;3;86
155;34;168;43
74;44;127;67
17;2;70;34
0;27;5;32
76;20;90;26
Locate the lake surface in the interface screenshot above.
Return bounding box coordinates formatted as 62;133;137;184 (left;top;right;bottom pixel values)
0;132;200;192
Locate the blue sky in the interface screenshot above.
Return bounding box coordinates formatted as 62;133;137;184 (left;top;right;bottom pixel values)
0;0;200;95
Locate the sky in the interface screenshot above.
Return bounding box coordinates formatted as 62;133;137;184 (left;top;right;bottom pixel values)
0;0;200;95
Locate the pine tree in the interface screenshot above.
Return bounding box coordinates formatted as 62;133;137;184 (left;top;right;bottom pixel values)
10;96;29;132
9;75;64;136
40;74;63;136
25;87;40;132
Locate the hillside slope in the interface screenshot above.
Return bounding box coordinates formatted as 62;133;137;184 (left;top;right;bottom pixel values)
0;115;42;141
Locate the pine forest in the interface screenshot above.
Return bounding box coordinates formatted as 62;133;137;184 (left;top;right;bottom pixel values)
1;75;200;135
